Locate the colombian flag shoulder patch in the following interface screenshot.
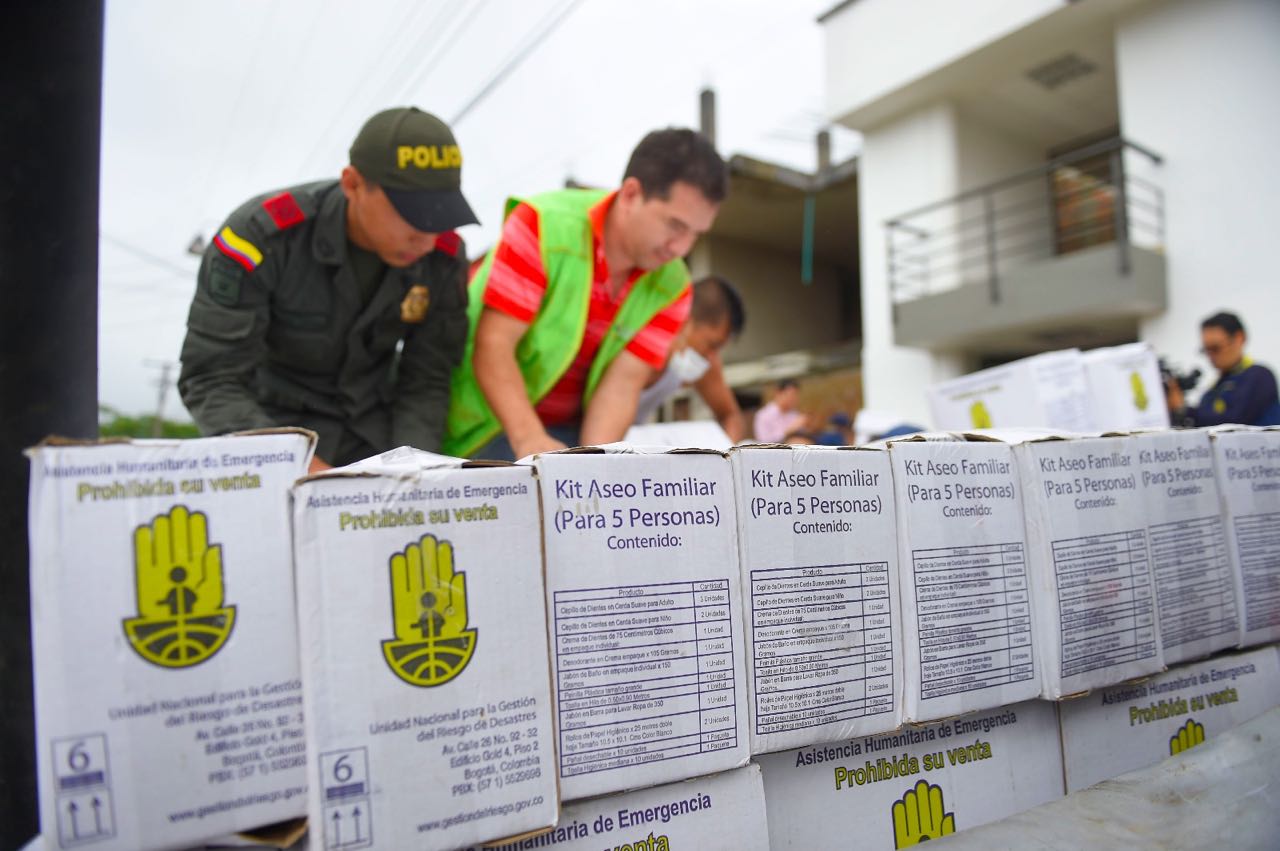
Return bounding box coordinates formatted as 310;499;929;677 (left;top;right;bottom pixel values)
213;226;263;272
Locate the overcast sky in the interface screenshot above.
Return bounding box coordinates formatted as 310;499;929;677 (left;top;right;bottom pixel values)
98;0;858;420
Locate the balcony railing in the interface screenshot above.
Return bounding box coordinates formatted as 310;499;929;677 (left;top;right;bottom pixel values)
886;137;1164;311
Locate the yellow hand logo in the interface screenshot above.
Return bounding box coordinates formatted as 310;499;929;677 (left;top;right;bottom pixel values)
1131;371;1150;411
892;780;956;848
969;400;992;429
123;506;235;668
382;534;477;687
1170;718;1205;755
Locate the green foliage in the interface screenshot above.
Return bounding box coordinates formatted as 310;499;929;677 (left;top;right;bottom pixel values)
99;405;201;439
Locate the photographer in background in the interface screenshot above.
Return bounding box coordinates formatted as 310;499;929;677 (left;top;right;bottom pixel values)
1167;311;1280;427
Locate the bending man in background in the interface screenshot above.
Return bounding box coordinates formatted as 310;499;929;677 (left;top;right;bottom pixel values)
633;275;747;442
443;128;727;459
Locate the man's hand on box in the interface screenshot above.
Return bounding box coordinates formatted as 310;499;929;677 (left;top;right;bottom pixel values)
511;431;568;461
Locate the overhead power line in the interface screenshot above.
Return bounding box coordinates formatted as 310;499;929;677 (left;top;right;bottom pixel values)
193;0;284;223
395;0;496;106
100;276;195;296
450;0;588;126
100;232;196;278
296;0;443;177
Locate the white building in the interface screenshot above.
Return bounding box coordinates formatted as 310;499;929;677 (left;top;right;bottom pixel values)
821;0;1280;425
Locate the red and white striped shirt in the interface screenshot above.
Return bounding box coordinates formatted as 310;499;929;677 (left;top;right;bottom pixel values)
483;191;691;425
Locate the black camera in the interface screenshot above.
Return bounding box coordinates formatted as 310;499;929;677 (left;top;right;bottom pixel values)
1158;357;1202;393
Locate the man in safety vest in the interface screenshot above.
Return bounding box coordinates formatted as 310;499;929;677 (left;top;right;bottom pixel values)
443;128;727;459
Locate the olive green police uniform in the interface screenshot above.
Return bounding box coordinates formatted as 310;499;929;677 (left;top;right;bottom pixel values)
178;106;479;465
178;180;468;463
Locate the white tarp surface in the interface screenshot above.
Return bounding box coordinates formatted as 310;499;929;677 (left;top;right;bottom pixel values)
936;705;1280;849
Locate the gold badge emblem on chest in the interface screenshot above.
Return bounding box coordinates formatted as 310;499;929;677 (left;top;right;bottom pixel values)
401;285;430;323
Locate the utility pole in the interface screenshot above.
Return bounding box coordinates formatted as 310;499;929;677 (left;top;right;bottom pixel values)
0;3;103;846
699;87;717;147
145;359;177;436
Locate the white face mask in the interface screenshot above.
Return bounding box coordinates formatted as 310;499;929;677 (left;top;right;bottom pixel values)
669;347;711;383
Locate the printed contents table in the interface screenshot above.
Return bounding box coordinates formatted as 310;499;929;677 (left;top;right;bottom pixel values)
749;563;894;735
1053;530;1157;676
1150;515;1237;646
552;580;737;777
911;543;1034;698
1235;512;1280;632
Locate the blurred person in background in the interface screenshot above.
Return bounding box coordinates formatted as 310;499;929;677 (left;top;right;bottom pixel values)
782;428;817;445
1167;311;1279;426
633;275;747;441
816;411;854;446
754;378;809;443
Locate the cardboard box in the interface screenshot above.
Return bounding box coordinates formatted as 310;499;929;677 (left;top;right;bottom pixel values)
1059;646;1280;791
1014;434;1166;697
535;448;750;801
756;700;1064;849
200;819;308;849
623;421;733;451
1134;429;1240;665
729;445;903;754
888;435;1041;722
1081;343;1170;431
927;349;1096;433
1210;427;1280;647
467;765;769;851
291;455;559;850
27;432;313;851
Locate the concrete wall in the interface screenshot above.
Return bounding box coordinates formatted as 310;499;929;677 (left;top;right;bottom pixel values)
705;233;850;363
858;102;968;424
833;0;1280;422
824;0;1066;121
955;108;1054;279
687;240;713;280
1119;0;1280;392
901;108;1055;294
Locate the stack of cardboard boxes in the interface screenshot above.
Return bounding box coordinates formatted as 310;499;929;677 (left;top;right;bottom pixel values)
292;450;559;850
929;344;1170;434
25;426;1280;850
28;433;313;851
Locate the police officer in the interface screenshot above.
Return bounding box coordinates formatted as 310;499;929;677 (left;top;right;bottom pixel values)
179;107;477;471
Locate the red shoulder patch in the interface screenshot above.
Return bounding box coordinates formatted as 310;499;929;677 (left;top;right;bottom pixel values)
262;192;306;230
434;230;461;257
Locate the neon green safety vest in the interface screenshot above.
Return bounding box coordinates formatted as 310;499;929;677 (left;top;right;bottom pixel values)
442;188;690;457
